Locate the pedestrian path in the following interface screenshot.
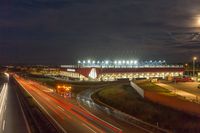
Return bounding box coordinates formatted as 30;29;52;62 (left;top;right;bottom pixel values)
156;83;200;104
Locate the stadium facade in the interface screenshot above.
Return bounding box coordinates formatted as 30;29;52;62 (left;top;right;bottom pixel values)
59;60;184;81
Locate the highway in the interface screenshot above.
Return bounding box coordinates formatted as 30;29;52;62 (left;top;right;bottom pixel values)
14;75;126;133
0;74;30;133
77;89;151;133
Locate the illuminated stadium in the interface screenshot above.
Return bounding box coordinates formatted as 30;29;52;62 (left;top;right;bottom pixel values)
60;60;185;81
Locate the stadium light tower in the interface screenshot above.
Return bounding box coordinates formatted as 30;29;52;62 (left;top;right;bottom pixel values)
193;57;197;77
134;60;138;65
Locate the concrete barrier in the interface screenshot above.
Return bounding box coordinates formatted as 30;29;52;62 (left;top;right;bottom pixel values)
130;81;144;98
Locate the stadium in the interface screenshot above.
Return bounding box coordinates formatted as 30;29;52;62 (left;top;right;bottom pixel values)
59;60;185;81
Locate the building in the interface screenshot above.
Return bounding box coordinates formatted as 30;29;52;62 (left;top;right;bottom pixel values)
59;60;184;81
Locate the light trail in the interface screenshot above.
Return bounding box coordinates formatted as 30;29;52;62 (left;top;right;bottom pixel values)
14;75;123;133
0;83;8;132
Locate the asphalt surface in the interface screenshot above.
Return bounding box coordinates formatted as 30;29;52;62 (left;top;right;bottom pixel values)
77;89;147;133
15;76;124;133
0;75;30;133
166;82;200;96
157;82;200;103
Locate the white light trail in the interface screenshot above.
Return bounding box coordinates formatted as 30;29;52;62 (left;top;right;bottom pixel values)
0;83;8;131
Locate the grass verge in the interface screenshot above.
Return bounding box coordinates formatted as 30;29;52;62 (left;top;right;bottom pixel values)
93;84;200;133
24;74;124;96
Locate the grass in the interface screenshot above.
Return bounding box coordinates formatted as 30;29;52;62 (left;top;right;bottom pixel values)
35;78;114;95
94;84;200;133
24;73;120;97
136;81;173;96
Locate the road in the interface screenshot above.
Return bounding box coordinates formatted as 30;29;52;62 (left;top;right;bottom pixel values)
77;89;150;133
0;74;30;133
14;75;126;133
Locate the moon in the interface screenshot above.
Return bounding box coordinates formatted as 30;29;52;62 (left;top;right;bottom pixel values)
197;17;200;25
195;16;200;27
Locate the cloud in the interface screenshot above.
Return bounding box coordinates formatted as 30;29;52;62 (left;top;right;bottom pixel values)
1;0;200;64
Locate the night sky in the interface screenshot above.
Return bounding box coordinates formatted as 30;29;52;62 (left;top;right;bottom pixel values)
1;0;200;64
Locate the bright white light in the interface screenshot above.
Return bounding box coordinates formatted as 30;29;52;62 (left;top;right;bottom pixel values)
122;60;125;64
114;61;117;64
134;60;138;64
83;60;86;64
118;61;122;64
97;61;100;64
126;61;130;64
130;60;133;64
78;60;81;64
0;83;8;118
4;73;9;78
87;60;91;63
105;60;109;64
92;61;95;64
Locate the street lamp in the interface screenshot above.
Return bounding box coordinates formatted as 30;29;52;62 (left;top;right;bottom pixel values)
193;57;197;77
185;63;188;76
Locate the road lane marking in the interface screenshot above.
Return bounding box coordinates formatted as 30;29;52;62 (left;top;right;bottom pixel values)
2;120;5;131
15;91;32;133
15;77;68;133
45;97;50;101
57;106;64;111
82;123;97;133
57;106;73;120
4;104;6;113
77;97;123;133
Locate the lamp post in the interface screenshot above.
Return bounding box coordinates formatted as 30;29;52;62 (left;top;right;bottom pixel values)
193;57;197;77
185;64;188;76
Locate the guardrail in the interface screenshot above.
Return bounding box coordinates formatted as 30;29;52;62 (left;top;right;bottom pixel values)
77;89;170;133
130;81;144;98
